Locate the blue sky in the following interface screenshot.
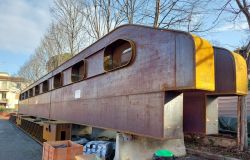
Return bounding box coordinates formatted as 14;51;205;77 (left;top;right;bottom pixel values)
0;0;249;75
0;0;52;75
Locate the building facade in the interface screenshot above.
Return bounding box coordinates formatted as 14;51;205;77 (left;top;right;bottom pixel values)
0;72;27;109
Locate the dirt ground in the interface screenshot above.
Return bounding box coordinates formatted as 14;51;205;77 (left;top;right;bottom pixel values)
185;134;250;160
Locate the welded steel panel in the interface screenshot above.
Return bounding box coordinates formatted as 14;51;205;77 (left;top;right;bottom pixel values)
86;51;105;78
21;25;214;92
19;25;215;139
183;91;206;133
63;68;72;85
50;91;165;138
183;47;245;134
213;47;236;94
19;93;50;119
175;34;194;88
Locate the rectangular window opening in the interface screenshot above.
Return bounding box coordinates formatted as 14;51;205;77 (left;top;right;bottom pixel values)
28;88;33;97
2;92;6;100
60;131;66;140
35;85;40;96
54;73;63;89
71;61;85;83
24;91;28;99
42;80;49;93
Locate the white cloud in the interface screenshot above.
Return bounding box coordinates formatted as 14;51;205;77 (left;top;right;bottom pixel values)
214;22;249;32
0;0;53;55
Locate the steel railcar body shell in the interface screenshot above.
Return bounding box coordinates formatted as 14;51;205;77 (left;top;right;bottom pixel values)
19;25;215;139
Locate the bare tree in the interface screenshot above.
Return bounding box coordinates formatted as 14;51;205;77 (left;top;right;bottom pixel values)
47;23;66;57
153;0;160;28
99;0;124;33
236;0;250;28
215;0;250;30
18;0;85;82
80;0;124;41
149;0;209;32
18;22;72;81
116;0;149;24
17;54;46;83
51;0;86;56
82;0;107;40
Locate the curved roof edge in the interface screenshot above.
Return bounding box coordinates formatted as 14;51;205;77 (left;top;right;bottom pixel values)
231;52;248;95
192;34;215;91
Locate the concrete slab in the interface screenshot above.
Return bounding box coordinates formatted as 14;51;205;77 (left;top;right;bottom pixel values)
114;133;186;160
0;119;42;160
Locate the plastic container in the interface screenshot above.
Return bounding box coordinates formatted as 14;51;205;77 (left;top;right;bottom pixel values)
84;141;114;159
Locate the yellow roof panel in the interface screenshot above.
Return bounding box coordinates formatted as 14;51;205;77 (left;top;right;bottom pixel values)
231;52;248;95
192;35;215;91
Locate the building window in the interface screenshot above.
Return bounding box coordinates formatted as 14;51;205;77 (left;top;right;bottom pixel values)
16;83;21;89
53;73;63;89
28;88;33;97
42;80;49;93
0;81;8;90
71;61;86;82
2;92;6;99
35;85;40;96
24;91;28;99
104;39;135;71
22;93;25;100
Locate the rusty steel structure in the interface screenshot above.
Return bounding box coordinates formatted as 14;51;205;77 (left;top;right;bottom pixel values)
19;24;217;139
183;47;248;134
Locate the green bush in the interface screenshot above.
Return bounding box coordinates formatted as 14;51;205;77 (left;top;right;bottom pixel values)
0;106;5;112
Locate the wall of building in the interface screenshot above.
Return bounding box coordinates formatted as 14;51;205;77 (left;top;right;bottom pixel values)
0;73;27;109
218;92;250;117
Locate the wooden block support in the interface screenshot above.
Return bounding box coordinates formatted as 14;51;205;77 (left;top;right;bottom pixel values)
237;96;248;151
43;121;72;142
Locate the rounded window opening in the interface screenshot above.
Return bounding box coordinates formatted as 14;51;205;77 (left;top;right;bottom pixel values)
53;73;63;89
104;39;135;71
71;60;86;83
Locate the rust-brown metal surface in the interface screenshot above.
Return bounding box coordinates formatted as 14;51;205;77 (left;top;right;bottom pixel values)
183;47;239;134
183;91;206;134
212;47;236;95
19;93;51;118
19;25;206;139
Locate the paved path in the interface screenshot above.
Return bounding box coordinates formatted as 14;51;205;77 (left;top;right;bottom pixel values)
0;117;203;160
0;119;42;160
